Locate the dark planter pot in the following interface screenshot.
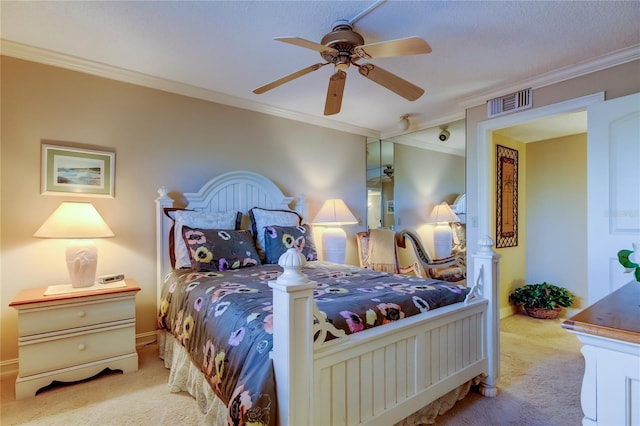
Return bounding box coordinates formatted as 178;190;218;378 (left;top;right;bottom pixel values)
524;306;562;319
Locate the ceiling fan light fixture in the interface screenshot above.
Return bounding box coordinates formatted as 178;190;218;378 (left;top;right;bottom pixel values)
335;54;351;71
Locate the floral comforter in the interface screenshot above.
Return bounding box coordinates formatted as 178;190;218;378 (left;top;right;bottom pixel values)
157;261;470;425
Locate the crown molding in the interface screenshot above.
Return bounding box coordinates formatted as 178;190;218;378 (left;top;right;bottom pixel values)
459;44;640;110
2;39;637;137
0;39;379;138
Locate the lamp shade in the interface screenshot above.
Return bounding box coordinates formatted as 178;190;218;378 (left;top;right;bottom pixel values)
34;202;114;239
428;202;460;259
428;202;461;224
34;202;114;288
312;199;357;264
312;199;358;226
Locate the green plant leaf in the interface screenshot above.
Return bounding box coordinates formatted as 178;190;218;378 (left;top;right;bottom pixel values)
618;249;638;268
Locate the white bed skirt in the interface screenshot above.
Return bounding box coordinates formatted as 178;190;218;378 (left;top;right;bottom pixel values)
159;331;228;425
159;330;479;425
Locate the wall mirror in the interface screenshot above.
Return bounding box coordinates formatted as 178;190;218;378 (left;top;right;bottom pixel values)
366;119;466;254
366;138;394;229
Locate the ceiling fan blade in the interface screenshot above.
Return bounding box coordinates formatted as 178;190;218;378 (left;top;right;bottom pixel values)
253;63;328;94
357;63;424;101
354;36;432;59
275;37;339;55
324;70;347;115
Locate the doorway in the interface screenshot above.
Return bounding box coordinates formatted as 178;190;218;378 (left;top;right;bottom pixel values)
476;93;603;312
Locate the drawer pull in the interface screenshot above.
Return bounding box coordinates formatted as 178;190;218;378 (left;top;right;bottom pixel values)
78;343;86;351
77;311;86;318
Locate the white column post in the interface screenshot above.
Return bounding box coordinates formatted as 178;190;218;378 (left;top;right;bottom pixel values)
268;248;317;426
472;236;500;397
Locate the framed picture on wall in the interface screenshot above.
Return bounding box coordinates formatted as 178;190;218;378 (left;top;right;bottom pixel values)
41;143;115;197
386;200;395;214
496;144;518;248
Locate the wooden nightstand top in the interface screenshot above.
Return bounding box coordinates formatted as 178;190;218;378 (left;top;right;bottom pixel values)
562;281;640;344
10;278;140;307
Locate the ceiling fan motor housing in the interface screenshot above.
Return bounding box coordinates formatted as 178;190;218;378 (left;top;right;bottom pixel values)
320;22;364;68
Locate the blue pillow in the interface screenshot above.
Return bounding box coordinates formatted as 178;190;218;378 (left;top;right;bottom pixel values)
263;224;318;264
182;226;260;272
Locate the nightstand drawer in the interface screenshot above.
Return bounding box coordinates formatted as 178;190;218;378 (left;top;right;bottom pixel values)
18;296;135;336
19;322;135;377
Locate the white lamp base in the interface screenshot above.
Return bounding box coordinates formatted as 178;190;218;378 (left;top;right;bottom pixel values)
321;227;347;264
432;223;453;259
66;240;98;288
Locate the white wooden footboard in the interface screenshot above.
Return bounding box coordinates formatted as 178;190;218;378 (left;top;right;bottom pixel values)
270;237;499;426
312;300;487;425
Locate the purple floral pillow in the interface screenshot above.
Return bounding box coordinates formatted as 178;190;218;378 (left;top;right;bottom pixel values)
263;224;318;264
182;226;260;272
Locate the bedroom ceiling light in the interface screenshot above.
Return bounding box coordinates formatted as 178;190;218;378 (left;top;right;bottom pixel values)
398;114;410;131
34;202;114;287
428;202;460;259
312;199;358;264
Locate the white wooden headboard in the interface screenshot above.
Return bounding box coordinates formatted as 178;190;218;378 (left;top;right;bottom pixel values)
155;170;307;304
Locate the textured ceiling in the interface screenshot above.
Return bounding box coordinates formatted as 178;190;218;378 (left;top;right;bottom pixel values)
2;0;639;146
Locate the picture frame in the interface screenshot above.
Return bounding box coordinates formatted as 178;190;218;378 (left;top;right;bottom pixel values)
386;200;395;214
41;143;115;197
496;145;518;248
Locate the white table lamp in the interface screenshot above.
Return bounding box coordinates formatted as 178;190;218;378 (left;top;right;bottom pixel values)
428;202;461;259
34;202;114;287
312;199;357;264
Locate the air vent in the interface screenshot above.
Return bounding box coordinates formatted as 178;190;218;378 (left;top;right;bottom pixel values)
487;88;532;118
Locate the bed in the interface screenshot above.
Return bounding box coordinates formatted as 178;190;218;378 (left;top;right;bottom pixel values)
155;170;500;425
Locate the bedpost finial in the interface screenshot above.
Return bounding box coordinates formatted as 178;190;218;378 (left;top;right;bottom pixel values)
158;186;169;198
277;248;308;285
478;236;495;253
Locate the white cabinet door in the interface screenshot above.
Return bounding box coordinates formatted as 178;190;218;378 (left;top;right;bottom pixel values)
587;93;640;304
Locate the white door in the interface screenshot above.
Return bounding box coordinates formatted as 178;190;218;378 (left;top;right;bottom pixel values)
587;92;640;304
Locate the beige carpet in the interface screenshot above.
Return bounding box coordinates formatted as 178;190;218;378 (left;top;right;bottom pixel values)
1;313;584;425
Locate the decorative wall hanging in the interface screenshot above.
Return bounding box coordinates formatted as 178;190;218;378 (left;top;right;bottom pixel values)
41;143;115;197
496;144;518;248
386;200;395;214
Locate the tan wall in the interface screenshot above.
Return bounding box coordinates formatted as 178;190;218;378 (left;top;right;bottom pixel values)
393;143;465;251
0;56;366;365
526;134;587;310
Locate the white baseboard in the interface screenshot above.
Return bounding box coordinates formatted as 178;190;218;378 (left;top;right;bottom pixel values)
1;331;159;380
135;330;158;348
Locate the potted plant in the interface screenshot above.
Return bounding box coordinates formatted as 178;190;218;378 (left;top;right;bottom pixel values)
508;282;574;319
618;243;639;282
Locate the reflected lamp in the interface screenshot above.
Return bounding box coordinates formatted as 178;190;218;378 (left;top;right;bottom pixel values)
34;202;114;287
428;202;461;259
312;199;358;264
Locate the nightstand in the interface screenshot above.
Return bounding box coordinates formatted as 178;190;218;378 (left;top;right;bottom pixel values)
9;278;140;399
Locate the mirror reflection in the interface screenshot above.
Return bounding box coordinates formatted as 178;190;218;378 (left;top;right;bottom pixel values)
366;119;466;267
366;138;394;229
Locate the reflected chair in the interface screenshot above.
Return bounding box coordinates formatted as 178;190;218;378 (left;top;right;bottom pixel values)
356;229;418;275
396;229;466;284
356;228;398;273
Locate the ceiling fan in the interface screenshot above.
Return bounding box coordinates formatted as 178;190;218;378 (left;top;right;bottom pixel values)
253;20;432;115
